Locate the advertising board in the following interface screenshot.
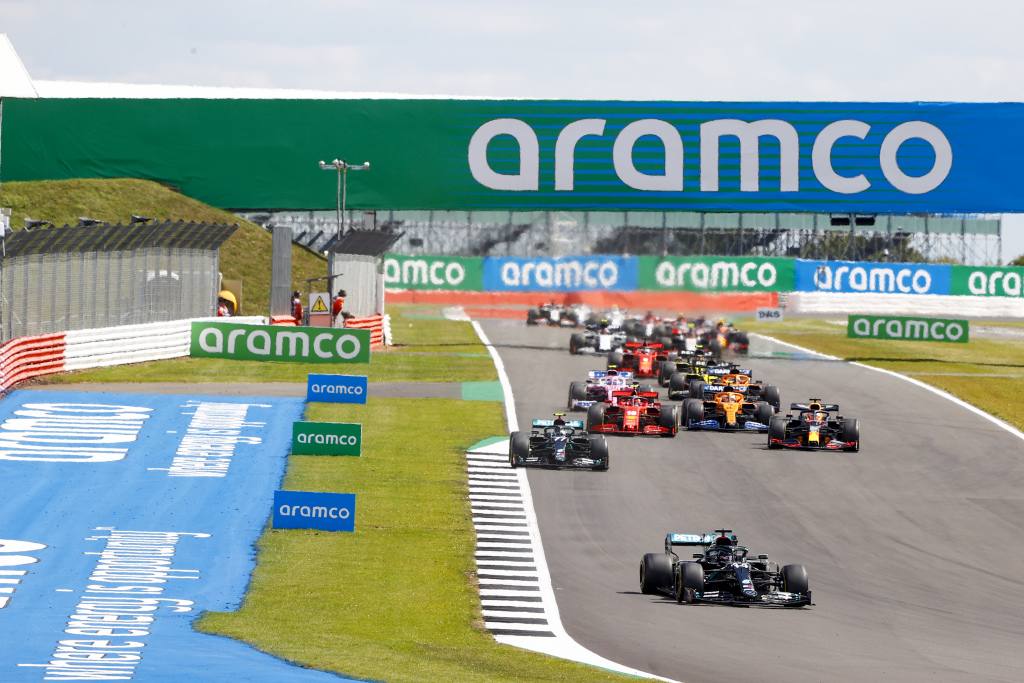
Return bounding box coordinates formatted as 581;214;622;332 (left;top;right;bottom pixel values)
307;374;368;404
382;254;483;291
949;265;1024;298
291;422;362;456
638;256;793;292
273;491;356;532
191;322;371;363
483;256;638;292
796;260;951;295
847;315;969;343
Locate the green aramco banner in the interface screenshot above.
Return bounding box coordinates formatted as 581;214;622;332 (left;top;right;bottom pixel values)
847;315;969;343
292;422;362;456
638;256;795;292
190;322;371;363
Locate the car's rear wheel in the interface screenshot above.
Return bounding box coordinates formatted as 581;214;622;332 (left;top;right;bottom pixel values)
668;372;687;399
767;415;787;448
640;553;674;594
755;401;774;427
607;352;624;370
675;562;704;603
658;361;676;386
589;435;609;470
781;564;809;595
509;431;530;467
586;403;607;431
568;381;587;410
659;405;680;436
526;310;538;326
685;399;704;429
688;379;705;400
637;383;654;394
842;418;860;452
764;384;781;412
709;338;723;356
569;332;586;355
658;336;673;350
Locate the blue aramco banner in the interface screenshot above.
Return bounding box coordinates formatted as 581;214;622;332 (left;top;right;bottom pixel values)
307;374;368;404
273;491;356;532
483;256;638;292
795;259;952;295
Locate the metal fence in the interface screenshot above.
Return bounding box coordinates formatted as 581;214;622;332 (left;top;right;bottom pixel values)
0;220;237;342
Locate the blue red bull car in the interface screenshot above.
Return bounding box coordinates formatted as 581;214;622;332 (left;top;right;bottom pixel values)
768;400;860;451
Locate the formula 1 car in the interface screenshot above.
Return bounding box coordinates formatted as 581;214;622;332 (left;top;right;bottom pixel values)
509;415;609;470
698;320;751;356
567;370;647;411
768;400;860;452
662;358;738;400
569;323;628;355
526;302;589;327
702;368;781;412
587;390;680;437
639;529;811;607
608;342;675;378
682;385;775;432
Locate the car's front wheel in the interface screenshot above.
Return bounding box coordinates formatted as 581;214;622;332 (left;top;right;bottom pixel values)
640;553;674;594
675;561;704;603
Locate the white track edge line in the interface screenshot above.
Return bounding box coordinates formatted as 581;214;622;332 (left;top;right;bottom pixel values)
752;332;1024;444
470;318;681;683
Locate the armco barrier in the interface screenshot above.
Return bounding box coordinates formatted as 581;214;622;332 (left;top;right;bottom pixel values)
787;292;1024;318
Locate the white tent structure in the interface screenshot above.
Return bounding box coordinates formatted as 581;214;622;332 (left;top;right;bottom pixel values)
0;34;38;232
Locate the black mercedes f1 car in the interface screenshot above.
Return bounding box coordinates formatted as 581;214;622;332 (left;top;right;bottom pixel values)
509;415;610;470
639;529;811;607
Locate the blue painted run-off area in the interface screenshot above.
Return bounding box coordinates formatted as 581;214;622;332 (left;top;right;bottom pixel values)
0;389;361;682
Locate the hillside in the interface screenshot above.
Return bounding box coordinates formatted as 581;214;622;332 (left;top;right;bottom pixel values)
0;178;326;316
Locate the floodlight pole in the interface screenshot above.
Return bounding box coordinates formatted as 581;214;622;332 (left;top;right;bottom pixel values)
318;159;370;235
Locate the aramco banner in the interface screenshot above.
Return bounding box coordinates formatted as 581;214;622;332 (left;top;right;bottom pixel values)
6;99;1024;213
638;256;794;292
382;254;483;291
190;322;371;363
847;315;969;343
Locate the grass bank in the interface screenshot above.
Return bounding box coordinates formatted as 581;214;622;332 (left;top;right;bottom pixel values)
196;398;631;682
742;317;1024;431
0;178;325;315
37;306;498;385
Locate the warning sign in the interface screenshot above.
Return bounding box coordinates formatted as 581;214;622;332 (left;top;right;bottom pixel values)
309;292;330;314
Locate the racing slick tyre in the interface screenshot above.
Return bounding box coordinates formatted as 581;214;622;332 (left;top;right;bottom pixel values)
763;384;782;412
660;405;681;436
509;431;530;467
637;383;655;394
526;309;539;326
586;403;607;432
588;435;610;471
675;561;704;603
688;379;705;401
640;553;674;594
709;338;723;356
659;361;677;386
667;372;687;400
658;336;673;351
755;401;774;427
569;333;586;355
781;564;809;595
767;415;787;448
607;352;624;370
568;381;587;410
842;418;860;452
685;398;705;429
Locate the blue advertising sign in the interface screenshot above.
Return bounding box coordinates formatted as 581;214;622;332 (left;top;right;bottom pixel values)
0;389;353;682
273;491;356;532
482;256;638;292
307;374;368;404
794;259;952;295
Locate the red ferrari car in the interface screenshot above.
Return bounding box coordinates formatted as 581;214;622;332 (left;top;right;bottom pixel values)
607;342;674;379
586;390;680;437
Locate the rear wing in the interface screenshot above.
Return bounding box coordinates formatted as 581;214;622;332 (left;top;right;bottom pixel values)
706;367;730;376
624;342;663;350
533;419;584;428
665;532;737;554
733;369;753;376
790;402;839;412
702;384;748;394
588;370;633;380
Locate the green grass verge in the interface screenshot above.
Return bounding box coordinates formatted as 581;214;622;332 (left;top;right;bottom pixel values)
742;317;1024;431
37;305;497;385
1;178;326;315
194;398;633;683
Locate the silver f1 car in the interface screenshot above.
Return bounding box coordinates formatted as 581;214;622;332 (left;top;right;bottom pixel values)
639;529;811;607
509;415;610;471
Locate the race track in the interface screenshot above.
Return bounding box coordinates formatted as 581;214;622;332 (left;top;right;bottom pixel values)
482;322;1024;683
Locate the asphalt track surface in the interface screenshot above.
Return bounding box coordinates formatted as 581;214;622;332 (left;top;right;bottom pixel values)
483;322;1024;683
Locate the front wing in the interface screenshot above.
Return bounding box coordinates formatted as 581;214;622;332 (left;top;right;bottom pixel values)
769;437;857;450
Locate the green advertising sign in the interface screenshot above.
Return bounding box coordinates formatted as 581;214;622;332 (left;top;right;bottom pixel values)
382;254;483;290
190;322;371;363
950;265;1024;298
292;421;362;456
847;315;969;343
638;256;794;292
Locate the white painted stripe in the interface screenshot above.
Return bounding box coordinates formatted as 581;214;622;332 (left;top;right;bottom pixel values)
472;321;519;433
